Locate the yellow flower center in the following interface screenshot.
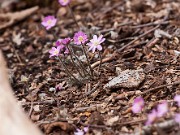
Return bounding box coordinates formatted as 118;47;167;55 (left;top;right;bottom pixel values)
54;50;59;55
47;20;52;25
78;36;84;42
94;41;99;46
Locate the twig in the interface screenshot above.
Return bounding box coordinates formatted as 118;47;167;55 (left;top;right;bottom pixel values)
67;4;80;29
95;1;123;19
117;118;146;126
131;21;169;29
118;9;170;52
21;100;55;106
115;91;142;100
99;22;133;33
132;120;178;135
118;25;160;52
0;6;39;30
79;121;111;130
83;82;100;97
115;81;180;100
91;52;117;68
146;38;159;48
10;43;22;64
28;101;33;117
139;81;180;96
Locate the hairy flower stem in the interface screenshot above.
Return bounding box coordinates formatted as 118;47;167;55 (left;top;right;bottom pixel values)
98;51;102;77
67;4;80;29
70;47;92;78
66;45;84;78
68;45;92;79
57;57;81;84
81;44;94;78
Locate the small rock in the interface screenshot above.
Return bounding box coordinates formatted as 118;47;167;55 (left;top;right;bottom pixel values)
104;69;145;89
49;87;56;92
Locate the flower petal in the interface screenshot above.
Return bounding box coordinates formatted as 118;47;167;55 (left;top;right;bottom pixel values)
97;45;102;51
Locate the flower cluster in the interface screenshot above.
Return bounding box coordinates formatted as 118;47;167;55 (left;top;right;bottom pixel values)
132;95;180;126
41;1;106;82
48;31;105;58
146;101;168;125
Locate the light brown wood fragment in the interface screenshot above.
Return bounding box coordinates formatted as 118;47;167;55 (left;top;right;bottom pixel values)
104;69;145;89
0;50;42;135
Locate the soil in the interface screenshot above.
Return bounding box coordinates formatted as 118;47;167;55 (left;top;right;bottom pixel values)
0;0;180;134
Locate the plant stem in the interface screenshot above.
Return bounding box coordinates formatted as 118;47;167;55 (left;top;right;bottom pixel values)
66;45;84;78
69;46;92;78
67;4;80;29
98;51;102;77
81;44;94;78
57;57;82;84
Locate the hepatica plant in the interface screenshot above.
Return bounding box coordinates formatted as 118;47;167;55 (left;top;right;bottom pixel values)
41;0;105;85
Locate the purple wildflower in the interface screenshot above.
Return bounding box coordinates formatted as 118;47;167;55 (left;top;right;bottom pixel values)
41;15;57;30
174;95;180;107
174;113;180;124
74;127;88;135
87;35;105;53
73;31;88;45
55;39;70;55
62;37;71;45
55;84;62;91
145;109;157;126
56;39;65;48
156;101;168;117
58;0;71;6
74;129;84;135
83;127;89;132
132;96;144;113
49;46;61;58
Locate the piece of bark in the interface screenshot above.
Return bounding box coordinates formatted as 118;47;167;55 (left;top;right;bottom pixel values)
0;50;42;135
104;69;145;89
0;6;39;30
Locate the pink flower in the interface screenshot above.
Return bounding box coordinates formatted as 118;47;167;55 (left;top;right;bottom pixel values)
41;16;57;30
61;37;71;45
55;38;71;47
174;95;180;107
55;84;62;91
132;96;144;113
58;0;71;6
49;46;61;58
174;113;180;124
87;35;105;53
83;127;89;132
156;101;168;117
74;127;88;135
145;109;157;126
55;39;70;55
56;39;65;48
73;31;88;45
74;129;84;135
